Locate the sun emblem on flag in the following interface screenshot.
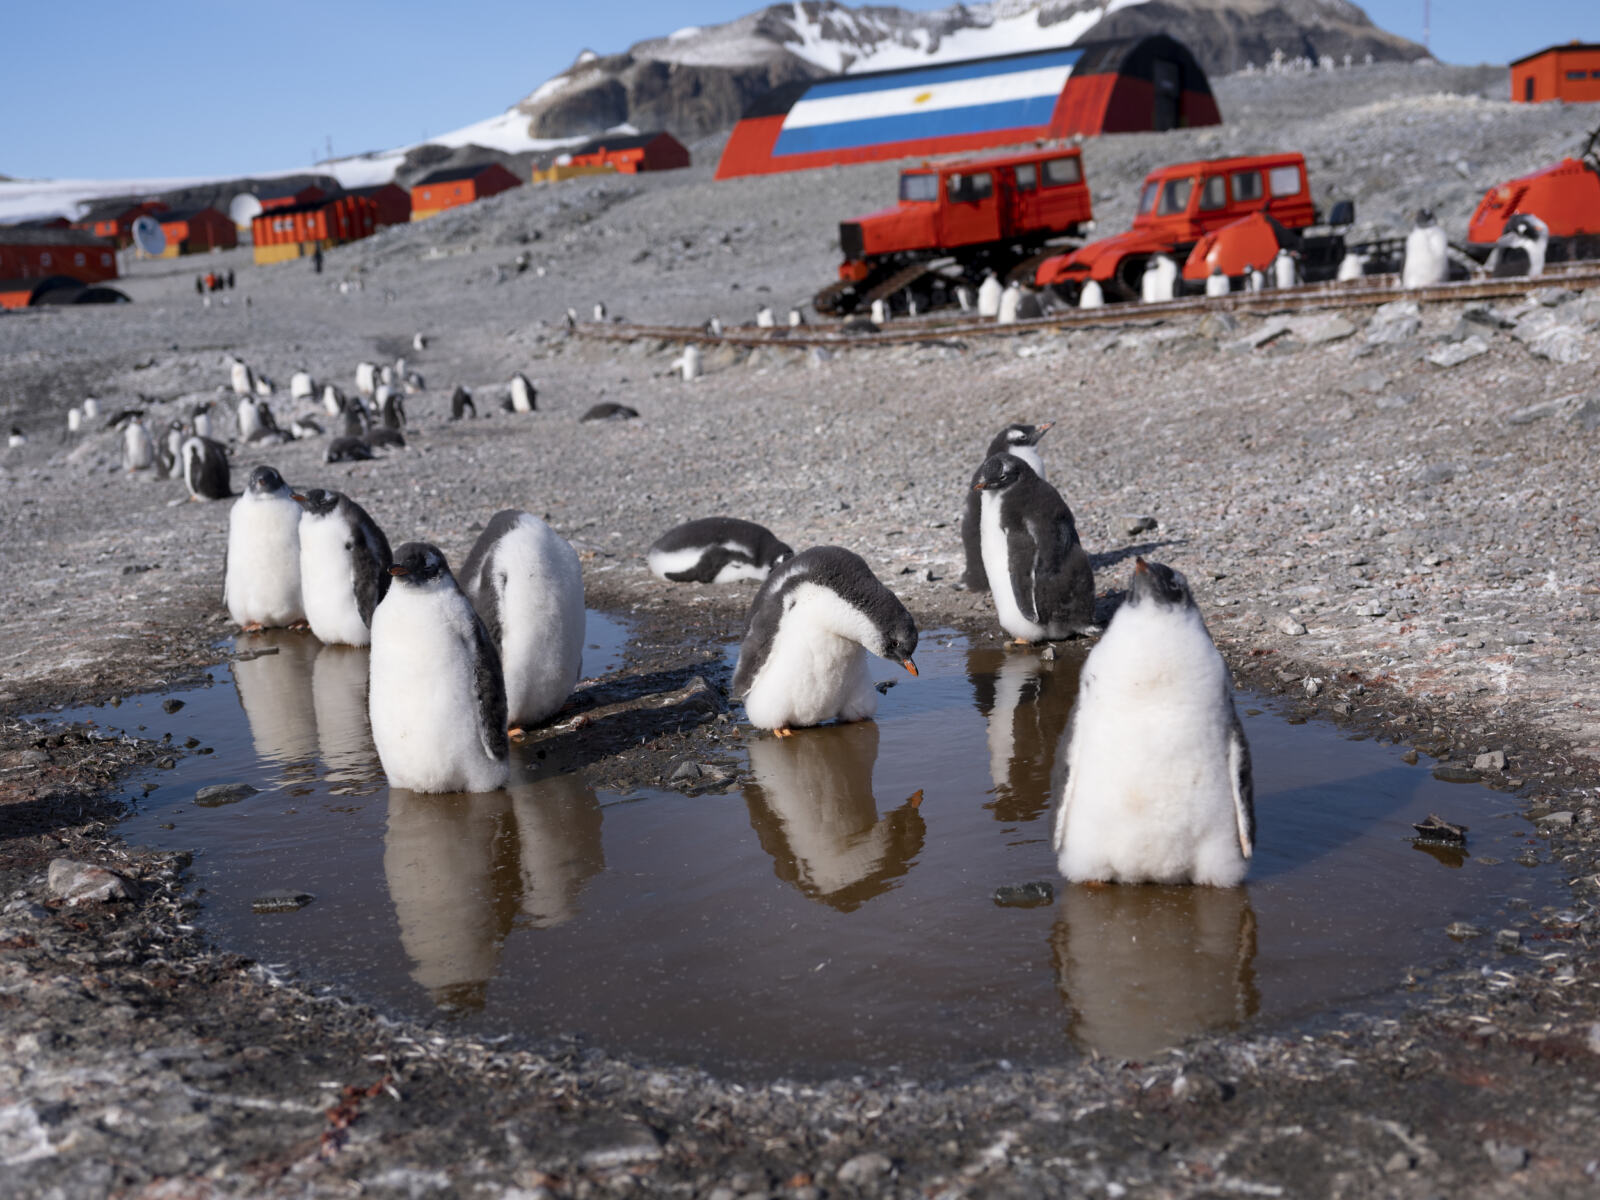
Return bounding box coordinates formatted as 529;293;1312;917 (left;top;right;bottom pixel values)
913;90;935;104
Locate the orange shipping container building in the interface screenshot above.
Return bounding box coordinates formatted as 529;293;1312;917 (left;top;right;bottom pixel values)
566;131;690;174
251;194;378;264
345;183;412;226
151;207;237;257
1511;42;1600;104
409;163;521;220
0;227;119;309
73;199;169;248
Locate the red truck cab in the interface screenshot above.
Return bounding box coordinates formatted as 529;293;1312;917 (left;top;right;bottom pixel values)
1035;153;1316;299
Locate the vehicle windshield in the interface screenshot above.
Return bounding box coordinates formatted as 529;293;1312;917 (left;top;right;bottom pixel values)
1139;180;1160;213
899;173;938;202
1157;177;1194;215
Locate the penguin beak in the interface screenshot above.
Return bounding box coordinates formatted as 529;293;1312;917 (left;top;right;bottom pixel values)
388;565;410;577
290;493;307;505
1133;557;1148;575
1035;421;1054;436
901;657;919;677
972;481;988;492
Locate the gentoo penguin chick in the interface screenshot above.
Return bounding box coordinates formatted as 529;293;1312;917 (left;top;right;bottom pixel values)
1402;208;1449;288
355;361;378;398
756;305;775;328
122;417;154;471
191;400;214;439
1078;279;1104;309
8;425;26;448
580;402;638;422
224;466;304;631
732;546;918;734
972;453;1095;642
253;374;274;397
1272;248;1299;289
1336;250;1366;282
81;397;100;421
1141;255;1178;303
293;488;393;646
67;407;83;435
369;542;509;794
647;517;793;584
290;370;315;401
1053;558;1254;887
1204;263;1230;297
163;421;186;478
459;510;585;732
326;436;374;463
960;422;1052;592
412;331;427;352
788;307;805;327
450;385;476;420
506;373;537;413
996;281;1022;324
322;384;344;417
229;359;254;398
870;297;889;325
1492;213;1549;278
181;436;230;500
678;343;702;381
1246;264;1264;292
593;301;607;322
236;395;264;442
977;273;1002;317
378;386;405;430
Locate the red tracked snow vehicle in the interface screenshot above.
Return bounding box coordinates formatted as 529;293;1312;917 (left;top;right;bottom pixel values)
1032;152;1367;301
1465;128;1600;264
816;146;1093;316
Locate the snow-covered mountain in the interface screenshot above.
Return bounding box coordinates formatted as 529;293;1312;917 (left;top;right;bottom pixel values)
518;0;1427;141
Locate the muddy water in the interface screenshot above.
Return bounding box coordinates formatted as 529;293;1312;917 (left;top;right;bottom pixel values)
86;619;1559;1077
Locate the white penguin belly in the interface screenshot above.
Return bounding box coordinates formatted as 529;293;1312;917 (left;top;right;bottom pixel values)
300;519;371;646
226;498;304;628
369;587;507;794
980;494;1047;643
743;624;877;730
496;536;585;728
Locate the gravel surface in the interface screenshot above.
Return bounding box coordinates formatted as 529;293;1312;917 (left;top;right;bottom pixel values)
5;62;1600;1197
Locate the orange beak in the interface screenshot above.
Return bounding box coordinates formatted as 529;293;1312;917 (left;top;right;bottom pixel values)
290;493;307;504
902;658;919;677
1133;557;1148;575
388;565;409;577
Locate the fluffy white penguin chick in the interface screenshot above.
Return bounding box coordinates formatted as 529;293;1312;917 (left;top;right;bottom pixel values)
224;465;305;631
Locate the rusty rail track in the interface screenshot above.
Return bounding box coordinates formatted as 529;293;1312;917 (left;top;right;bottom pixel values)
577;265;1600;351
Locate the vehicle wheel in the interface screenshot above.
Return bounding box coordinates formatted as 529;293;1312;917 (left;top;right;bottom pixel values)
1108;256;1146;303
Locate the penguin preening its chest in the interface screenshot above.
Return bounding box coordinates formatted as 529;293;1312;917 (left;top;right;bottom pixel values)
459;510;585;732
732;546;918;734
182;436;231;500
293;488;393;646
224;465;304;631
1053;558;1254;887
647;517;792;584
972;453;1095;641
369;542;510;794
960;422;1052;593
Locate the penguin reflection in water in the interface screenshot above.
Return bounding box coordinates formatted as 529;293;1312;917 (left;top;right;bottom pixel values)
1054;559;1254;887
732;547;918;735
369;543;509;794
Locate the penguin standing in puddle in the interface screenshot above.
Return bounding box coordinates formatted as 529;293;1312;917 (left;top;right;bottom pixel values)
972;453;1096;642
1053;558;1254;887
293;488;393;646
960;422;1052;592
369;542;509;794
733;547;918;735
224;466;304;631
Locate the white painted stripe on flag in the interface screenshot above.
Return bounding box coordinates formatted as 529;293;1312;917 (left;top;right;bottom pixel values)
780;65;1074;131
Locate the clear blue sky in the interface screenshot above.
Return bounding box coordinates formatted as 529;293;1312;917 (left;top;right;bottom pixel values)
3;1;1590;181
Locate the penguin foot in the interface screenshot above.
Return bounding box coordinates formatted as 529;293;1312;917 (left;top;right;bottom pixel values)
240;622;264;633
508;726;526;741
773;727;795;738
1010;637;1034;647
1082;879;1114;890
287;620;311;632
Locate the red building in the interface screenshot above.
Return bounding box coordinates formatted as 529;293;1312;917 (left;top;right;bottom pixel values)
251;194;378;264
409;163;521;220
1511;42;1600;104
565;131;690;174
0;227;118;308
345;183;413;226
150;207;237;256
256;182;329;212
74;199;169;248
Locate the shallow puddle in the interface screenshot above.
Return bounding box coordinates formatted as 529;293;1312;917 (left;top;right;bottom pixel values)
71;618;1560;1077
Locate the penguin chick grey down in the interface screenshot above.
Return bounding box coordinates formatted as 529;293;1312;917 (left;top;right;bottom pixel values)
960;422;1052;592
1053;558;1254;886
369;542;509;794
647;517;792;584
1402;208;1449;288
122;417;154;471
459;510;585;732
972;453;1096;642
293;488;393;646
733;546;918;734
181;436;231;500
224;466;304;631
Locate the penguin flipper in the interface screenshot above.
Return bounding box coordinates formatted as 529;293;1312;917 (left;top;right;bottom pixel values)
1024;509;1088;629
352;525;391;629
1006;522;1044;625
1051;701;1082;856
470;613;509;763
960;486;987;591
1227;705;1255;859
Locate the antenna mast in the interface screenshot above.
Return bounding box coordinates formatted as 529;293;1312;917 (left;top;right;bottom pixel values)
1423;0;1430;54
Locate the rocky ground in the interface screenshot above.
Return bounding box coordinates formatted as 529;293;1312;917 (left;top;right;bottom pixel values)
5;63;1600;1197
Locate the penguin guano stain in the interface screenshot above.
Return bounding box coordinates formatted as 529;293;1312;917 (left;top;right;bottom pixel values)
95;624;1561;1077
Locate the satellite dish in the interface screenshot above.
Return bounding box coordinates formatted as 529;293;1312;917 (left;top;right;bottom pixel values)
228;193;263;227
131;215;167;257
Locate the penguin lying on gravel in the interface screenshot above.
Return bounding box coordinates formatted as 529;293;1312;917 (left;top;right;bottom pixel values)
972;453;1096;642
647;517;792;584
326;436;375;464
294;488;393;646
580;403;638;422
1054;558;1254;887
224;466;303;631
732;547;918;735
960;422;1052;593
369;542;509;794
460;510;585;734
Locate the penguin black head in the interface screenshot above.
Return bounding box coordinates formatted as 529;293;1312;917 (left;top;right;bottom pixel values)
291;487;341;517
1414;208;1436;227
880;612;920;678
389;541;452;586
1003;422;1052;449
1504;214;1547;243
1127;557;1194;610
247;465;287;495
972;452;1035;492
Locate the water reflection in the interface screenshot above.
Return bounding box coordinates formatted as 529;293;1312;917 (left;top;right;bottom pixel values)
1051;884;1259;1060
312;644;378;784
232;631;319;774
966;646;1080;822
744;722;926;912
383;771;605;1007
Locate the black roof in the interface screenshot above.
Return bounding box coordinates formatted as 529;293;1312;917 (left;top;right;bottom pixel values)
252;182;325;200
0;226;114;248
1511;42;1600;66
77;198;157;223
412;163;510;186
569;131;677;155
346;182;406;196
252;195;374;219
157;207;222;224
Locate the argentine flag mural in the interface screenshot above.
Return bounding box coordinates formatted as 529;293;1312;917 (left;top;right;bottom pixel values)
772;49;1083;159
